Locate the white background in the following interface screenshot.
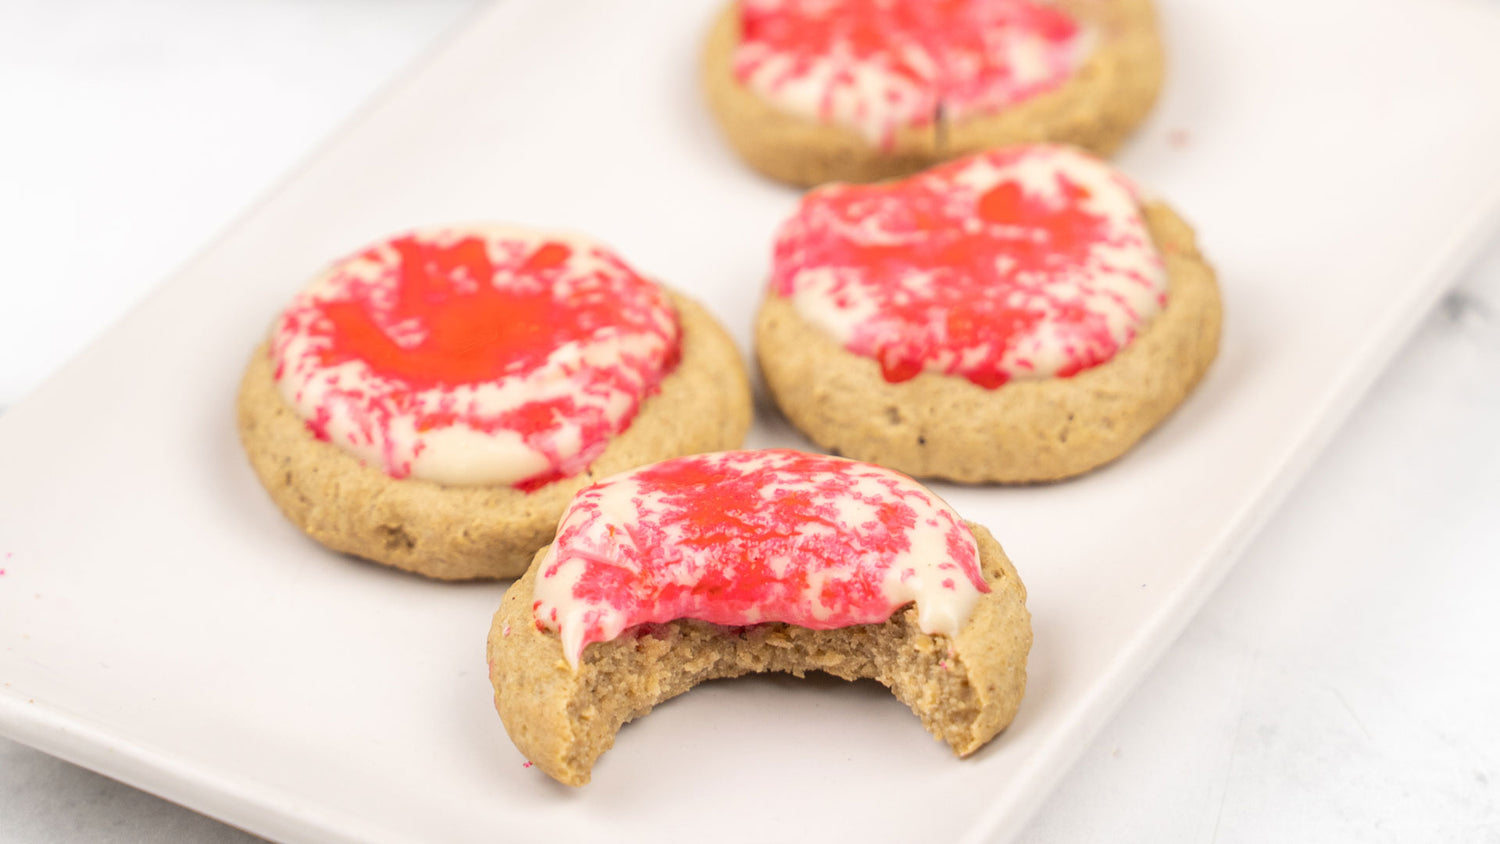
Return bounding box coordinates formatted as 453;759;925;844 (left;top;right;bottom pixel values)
1;1;1496;841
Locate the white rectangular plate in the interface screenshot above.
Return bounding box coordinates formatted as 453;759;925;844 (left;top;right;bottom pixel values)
5;1;1500;842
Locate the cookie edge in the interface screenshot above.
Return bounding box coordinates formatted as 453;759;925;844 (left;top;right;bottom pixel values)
236;289;753;580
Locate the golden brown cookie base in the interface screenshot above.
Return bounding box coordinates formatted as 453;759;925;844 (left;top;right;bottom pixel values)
756;201;1222;483
236;291;752;580
701;0;1165;187
487;522;1030;786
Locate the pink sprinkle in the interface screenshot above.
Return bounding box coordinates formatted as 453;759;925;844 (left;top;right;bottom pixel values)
522;761;533;769
502;624;511;637
938;660;948;671
0;569;6;576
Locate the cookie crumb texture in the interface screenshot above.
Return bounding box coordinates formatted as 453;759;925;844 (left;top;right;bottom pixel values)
489;522;1029;786
702;0;1164;187
757;202;1221;483
237;291;751;580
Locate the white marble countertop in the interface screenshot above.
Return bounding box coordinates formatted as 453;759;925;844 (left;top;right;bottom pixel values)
2;1;1497;841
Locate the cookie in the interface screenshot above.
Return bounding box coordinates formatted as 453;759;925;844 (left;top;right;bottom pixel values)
756;145;1221;483
487;449;1032;786
237;225;752;580
702;0;1164;187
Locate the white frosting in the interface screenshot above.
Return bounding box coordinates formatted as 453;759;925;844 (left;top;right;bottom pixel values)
270;225;678;486
771;146;1167;383
531;450;988;667
734;0;1095;145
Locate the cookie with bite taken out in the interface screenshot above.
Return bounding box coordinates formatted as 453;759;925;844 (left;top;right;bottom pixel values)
487;449;1032;785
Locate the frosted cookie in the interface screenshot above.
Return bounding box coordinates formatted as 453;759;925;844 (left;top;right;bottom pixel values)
487;449;1031;786
756;145;1221;483
237;226;752;580
702;0;1163;187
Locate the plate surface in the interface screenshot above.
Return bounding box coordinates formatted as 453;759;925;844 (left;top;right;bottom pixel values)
5;1;1500;842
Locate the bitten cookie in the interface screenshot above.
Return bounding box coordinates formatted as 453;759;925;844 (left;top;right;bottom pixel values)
237;225;752;580
487;449;1032;786
756;145;1221;483
703;0;1164;187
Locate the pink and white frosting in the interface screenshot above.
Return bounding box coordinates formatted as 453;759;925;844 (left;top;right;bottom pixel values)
733;0;1092;145
532;449;989;667
770;144;1167;388
270;226;680;489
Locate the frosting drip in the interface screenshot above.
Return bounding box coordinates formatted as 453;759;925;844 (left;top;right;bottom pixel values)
769;145;1167;388
533;449;987;667
271;226;680;488
734;0;1091;144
